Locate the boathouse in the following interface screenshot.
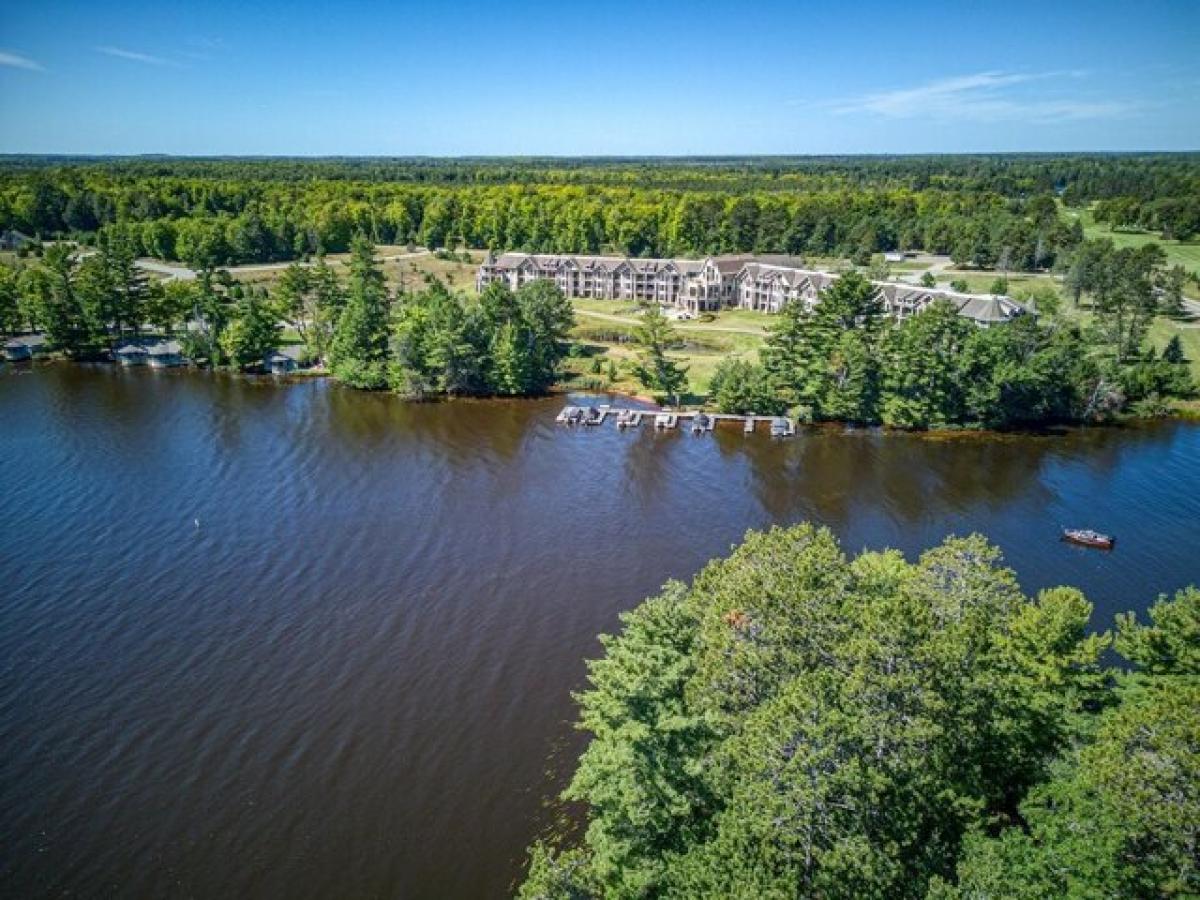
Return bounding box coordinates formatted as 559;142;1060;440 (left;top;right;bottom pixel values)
145;340;186;368
115;343;149;366
3;333;48;360
264;345;306;374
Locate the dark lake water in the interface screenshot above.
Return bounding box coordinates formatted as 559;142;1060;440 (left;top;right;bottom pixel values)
2;364;1198;899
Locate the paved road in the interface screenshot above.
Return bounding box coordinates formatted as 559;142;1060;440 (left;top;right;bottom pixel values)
131;249;432;282
135;258;197;281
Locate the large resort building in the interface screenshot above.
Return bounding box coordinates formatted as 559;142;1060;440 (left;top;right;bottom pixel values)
476;252;1026;327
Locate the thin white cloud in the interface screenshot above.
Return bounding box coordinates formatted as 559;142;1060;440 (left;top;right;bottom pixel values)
96;45;180;67
186;36;226;51
830;71;1135;122
180;36;226;61
0;51;43;72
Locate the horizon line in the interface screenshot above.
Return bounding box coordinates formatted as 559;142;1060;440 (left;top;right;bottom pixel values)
1;149;1199;161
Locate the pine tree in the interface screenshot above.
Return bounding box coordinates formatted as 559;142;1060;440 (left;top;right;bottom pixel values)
632;306;688;405
329;235;391;389
220;292;281;369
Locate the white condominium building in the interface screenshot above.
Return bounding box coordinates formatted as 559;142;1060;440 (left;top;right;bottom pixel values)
476;252;1025;326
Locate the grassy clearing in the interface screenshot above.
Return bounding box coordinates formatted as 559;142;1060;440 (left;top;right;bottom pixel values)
1148;316;1200;381
932;271;1062;295
565;300;766;402
1068;207;1200;278
229;247;486;295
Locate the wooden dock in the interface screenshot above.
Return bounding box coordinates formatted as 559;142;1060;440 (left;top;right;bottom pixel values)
557;405;794;437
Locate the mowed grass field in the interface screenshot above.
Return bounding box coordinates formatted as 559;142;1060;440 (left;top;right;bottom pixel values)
566;300;767;401
1067;205;1200;381
1068;207;1200;278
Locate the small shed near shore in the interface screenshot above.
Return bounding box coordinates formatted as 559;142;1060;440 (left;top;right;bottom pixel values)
4;333;48;360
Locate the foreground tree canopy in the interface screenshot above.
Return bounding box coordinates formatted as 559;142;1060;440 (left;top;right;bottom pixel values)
520;524;1199;899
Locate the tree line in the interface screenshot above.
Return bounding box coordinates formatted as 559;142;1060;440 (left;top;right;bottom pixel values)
1;236;576;397
4;234;1191;424
4;153;1197;197
1093;194;1200;241
1;180;1085;271
519;522;1199;899
690;248;1193;428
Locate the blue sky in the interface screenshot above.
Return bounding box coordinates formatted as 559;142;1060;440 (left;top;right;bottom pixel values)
1;0;1197;155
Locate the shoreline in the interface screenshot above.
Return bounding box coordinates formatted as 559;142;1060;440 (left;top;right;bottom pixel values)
4;354;1197;435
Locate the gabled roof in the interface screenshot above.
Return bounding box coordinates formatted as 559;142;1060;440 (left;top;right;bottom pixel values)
713;255;755;275
480;252;1025;324
5;333;47;349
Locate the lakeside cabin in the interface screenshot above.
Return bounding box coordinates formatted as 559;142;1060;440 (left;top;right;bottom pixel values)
4;333;48;361
264;345;306;374
145;340;185;368
115;343;149;366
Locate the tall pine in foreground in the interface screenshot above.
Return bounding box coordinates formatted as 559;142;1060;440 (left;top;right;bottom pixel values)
518;524;1197;899
329;235;391;389
632;305;688;405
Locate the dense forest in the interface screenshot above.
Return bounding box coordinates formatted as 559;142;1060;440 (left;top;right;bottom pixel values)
1;154;1197;266
519;523;1199;899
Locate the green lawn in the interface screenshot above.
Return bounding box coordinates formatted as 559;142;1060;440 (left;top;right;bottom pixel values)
566;298;768;402
934;271;1062;296
1148;317;1200;382
1069;207;1200;278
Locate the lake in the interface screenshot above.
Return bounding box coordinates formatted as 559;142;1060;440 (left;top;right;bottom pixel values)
2;364;1198;898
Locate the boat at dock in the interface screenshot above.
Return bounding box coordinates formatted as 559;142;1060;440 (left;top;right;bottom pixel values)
582;406;605;426
654;413;677;430
770;416;796;438
690;413;711;434
1062;528;1115;550
615;409;640;429
556;405;582;425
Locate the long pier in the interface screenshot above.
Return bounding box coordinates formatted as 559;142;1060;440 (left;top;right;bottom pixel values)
556;404;796;437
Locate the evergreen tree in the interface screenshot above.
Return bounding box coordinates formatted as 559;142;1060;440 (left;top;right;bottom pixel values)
520;525;1117;899
220;292;281;368
632;306;688;405
488;319;533;395
514;279;574;391
0;262;20;336
880;300;973;427
708;358;785;415
30;245;90;353
329;235;391;389
946;588;1200;899
762;297;823;410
